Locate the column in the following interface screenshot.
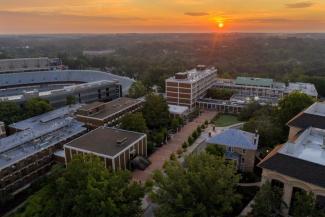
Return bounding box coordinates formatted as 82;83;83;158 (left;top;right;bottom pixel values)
282;183;293;216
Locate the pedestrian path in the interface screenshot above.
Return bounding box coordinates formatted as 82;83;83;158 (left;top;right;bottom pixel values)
132;111;217;183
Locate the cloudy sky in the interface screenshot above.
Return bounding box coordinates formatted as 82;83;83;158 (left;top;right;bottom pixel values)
0;0;324;34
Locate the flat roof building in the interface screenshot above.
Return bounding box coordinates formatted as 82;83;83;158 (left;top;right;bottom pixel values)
287;102;325;141
0;106;86;195
76;97;144;127
64;127;147;171
213;76;318;105
166;65;217;110
259;127;325;215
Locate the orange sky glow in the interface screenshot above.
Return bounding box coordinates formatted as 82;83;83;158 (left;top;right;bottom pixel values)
0;0;324;34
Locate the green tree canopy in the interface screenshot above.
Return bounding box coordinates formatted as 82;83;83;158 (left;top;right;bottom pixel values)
120;112;148;133
128;81;147;98
15;155;145;217
277;92;314;125
25;98;53;118
66;95;76;105
205;144;225;157
0;101;23;125
143;94;170;129
238;102;262;121
292;191;325;217
150;153;240;217
251;182;283;217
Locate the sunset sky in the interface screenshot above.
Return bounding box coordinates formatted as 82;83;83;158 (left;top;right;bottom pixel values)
0;0;324;34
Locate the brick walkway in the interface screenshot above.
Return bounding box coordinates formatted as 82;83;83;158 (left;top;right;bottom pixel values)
132;111;217;183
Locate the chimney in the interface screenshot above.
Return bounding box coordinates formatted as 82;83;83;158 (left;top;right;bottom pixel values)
209;132;212;137
254;130;259;146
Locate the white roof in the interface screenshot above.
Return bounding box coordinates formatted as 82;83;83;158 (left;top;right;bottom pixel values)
279;127;325;166
166;67;217;83
168;104;189;115
305;102;325;117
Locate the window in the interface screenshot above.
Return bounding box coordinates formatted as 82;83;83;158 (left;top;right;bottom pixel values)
227;146;233;152
241;158;245;163
242;149;246;154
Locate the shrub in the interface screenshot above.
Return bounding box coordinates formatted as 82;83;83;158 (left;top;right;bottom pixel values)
188;136;194;145
170;153;176;161
182;142;188;149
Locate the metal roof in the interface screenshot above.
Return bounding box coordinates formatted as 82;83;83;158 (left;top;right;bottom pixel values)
235;77;274;87
207;129;258;150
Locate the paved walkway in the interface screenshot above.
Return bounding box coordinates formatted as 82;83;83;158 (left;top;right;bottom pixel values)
132;111;217;183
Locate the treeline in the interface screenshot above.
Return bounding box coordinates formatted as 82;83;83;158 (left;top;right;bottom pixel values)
0;98;52;126
1;34;325;94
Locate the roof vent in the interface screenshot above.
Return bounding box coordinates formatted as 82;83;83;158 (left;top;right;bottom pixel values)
117;137;128;146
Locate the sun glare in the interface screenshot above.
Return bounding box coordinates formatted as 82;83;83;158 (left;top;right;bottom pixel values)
218;22;224;29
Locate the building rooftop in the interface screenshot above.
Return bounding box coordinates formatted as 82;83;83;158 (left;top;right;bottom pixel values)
0;69;134;95
168;104;189;115
279;127;325;166
64;127;146;158
0;80;116;102
0;107;86;169
259;127;325;188
235;77;274;87
207;128;258;150
166;66;217;83
9;104;82;131
77;97;143;120
287;102;325;129
285;82;318;97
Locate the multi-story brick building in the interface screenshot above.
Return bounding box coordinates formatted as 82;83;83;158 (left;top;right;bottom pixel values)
165;65;217;110
75;97;144;128
206;129;259;172
64;127;148;171
0;105;86;196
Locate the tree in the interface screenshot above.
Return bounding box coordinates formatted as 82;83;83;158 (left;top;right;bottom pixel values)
238;102;262;121
292;191;325;217
128;81;147;98
243;114;284;148
120;112;148;133
0;101;23;125
170;118;180;131
66;95;76;106
143;94;170;129
25;98;53;118
15;155;145;217
150;153;241;217
206;144;225;157
206;88;237;100
277;92;314;125
251;182;283;217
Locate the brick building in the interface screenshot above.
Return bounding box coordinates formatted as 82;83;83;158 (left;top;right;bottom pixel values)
206;129;259;172
75;97;144;128
64;127;148;171
0;106;86;195
165;65;217;110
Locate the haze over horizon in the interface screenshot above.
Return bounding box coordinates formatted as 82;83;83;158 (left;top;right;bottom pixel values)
0;0;325;34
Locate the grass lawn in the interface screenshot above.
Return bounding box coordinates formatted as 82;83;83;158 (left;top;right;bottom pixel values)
213;115;241;127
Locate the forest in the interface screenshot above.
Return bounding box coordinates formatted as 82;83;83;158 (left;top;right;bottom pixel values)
1;33;325;95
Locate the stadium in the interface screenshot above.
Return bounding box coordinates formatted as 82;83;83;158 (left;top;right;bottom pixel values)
0;66;134;108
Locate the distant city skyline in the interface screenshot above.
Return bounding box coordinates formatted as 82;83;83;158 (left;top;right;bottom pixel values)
0;0;325;34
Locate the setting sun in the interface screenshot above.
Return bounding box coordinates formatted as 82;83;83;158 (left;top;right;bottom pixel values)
218;22;224;29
